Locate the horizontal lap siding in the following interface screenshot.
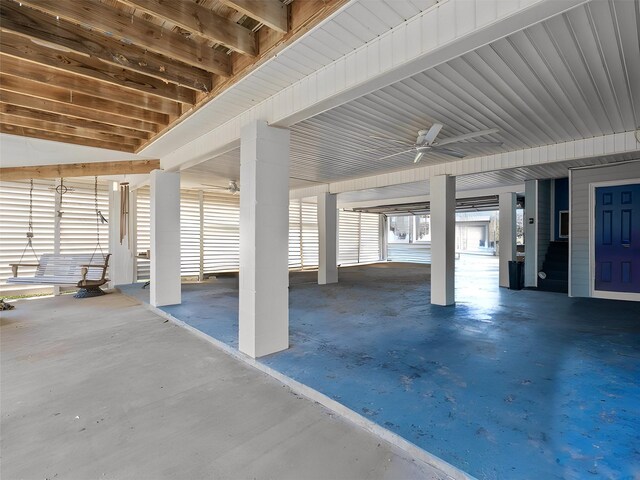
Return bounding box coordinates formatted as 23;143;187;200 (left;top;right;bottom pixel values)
0;180;56;293
570;161;640;297
0;179;107;293
59;181;109;256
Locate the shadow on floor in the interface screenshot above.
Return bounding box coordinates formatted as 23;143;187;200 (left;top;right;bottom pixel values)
119;257;640;480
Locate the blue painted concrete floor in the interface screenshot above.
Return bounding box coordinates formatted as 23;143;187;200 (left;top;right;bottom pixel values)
119;256;640;480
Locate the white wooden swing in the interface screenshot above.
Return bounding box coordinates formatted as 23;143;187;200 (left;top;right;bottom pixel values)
7;178;111;298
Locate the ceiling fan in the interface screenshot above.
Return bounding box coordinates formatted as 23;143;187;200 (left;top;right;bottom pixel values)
202;180;240;195
366;124;502;163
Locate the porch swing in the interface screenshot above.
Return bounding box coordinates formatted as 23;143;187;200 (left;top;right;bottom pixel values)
7;177;111;298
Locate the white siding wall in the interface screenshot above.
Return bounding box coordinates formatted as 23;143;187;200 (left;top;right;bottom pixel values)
570;160;640;297
388;243;432;263
0;179;108;295
338;210;381;265
135;194;377;277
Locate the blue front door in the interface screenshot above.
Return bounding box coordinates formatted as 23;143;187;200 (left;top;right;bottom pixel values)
594;184;640;293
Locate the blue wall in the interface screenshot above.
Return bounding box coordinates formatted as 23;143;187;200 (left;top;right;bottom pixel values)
554;177;569;240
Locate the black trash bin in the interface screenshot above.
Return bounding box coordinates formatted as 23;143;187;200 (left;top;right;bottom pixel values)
508;260;524;290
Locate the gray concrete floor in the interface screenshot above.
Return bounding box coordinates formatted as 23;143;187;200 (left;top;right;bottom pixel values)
1;293;449;480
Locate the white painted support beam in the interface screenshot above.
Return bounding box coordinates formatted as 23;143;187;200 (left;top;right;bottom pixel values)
320;132;640;196
150;170;181;307
524;179;538;288
498;192;517;288
318;192;338;285
159;0;589;172
430;175;456;306
109;181;135;287
239;120;290;358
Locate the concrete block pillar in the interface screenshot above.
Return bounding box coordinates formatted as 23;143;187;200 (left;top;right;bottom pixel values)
318;192;338;285
239;120;290;358
108;181;135;287
498;192;517;288
430;175;456;306
150;170;181;307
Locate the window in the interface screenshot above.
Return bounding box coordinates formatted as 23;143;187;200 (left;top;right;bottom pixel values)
388;215;431;244
414;215;431;242
558;210;569;238
388;216;411;243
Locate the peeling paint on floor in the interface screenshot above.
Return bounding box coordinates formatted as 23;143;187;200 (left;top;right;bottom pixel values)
119;256;640;480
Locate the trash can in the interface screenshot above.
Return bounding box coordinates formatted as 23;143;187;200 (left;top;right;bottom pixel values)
508;261;524;290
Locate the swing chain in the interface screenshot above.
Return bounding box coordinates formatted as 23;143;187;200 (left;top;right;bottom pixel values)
26;179;34;244
90;176;105;263
17;179;39;266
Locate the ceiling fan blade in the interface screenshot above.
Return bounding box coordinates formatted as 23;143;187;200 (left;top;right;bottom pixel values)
422;123;443;145
435;128;499;146
436;141;503;148
359;145;409;153
368;135;415;146
378;149;416;160
432;147;467;158
413;152;424;164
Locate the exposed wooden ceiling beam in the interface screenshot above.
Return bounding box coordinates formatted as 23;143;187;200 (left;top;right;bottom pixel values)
0;55;181;117
0;123;137;153
0;90;159;133
0;0;212;95
0;31;197;104
118;0;256;56
0;159;161;181
220;0;288;33
18;0;231;76
0;74;169;125
0;103;151;140
0;113;141;147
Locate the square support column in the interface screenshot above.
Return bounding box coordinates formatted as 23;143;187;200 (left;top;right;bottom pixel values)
108;182;135;287
239;120;290;358
431;175;456;306
498;192;517;288
150;170;181;307
318;192;338;285
524;180;538;287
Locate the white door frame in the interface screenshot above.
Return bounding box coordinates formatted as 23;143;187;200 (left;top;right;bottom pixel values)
589;178;640;302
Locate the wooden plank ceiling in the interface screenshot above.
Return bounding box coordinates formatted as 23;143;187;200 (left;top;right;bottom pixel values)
0;0;347;153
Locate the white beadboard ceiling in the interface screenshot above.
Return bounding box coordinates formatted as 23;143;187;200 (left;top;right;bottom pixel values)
184;0;639;200
143;0;438;158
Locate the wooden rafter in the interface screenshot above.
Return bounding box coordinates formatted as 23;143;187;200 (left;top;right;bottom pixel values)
0;104;151;140
118;0;257;56
0;113;140;147
18;0;231;76
0;31;197;104
0;90;159;133
220;0;288;33
0;159;161;181
0;0;211;95
0;55;181;117
0;123;137;153
0;0;345;153
0;74;169;125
